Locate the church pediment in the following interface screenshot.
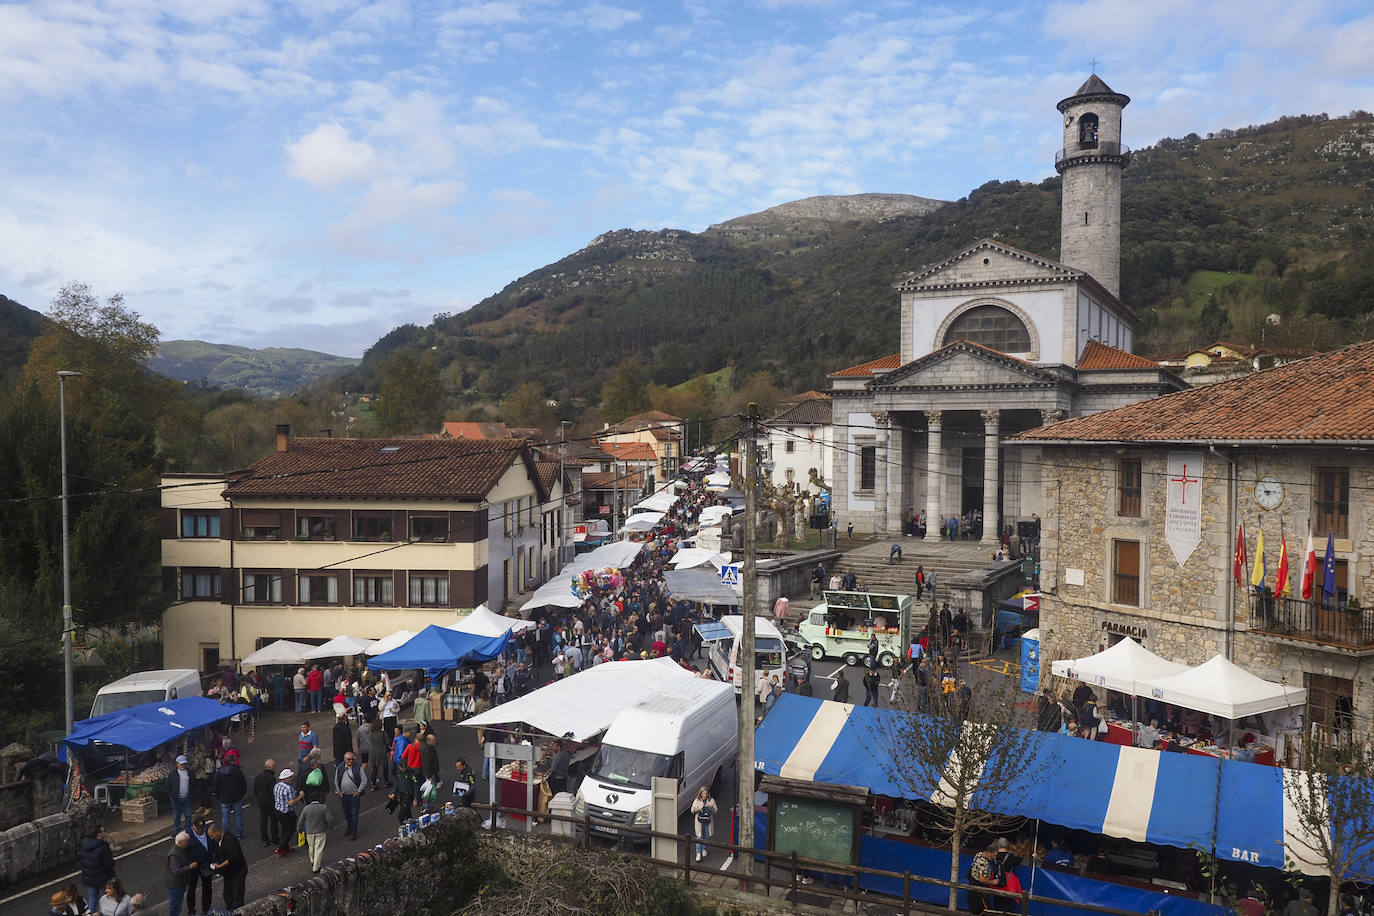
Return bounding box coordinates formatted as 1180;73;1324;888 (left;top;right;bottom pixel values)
895;238;1081;292
872;340;1060;389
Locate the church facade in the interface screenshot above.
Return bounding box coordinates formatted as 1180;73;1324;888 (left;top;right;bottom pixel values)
829;75;1185;539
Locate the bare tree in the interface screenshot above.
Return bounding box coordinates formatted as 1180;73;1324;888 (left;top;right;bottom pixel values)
866;664;1044;910
1282;732;1374;916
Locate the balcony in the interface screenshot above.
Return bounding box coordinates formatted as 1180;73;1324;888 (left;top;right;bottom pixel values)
1250;594;1374;649
1054;141;1131;172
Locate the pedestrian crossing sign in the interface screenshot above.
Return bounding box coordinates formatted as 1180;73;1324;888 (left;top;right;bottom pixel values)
720;565;741;586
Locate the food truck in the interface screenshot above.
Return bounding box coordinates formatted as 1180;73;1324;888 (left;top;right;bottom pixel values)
796;590;913;668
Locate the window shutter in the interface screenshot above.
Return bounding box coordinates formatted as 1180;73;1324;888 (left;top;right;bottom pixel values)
160;508;180;539
222;569;238;606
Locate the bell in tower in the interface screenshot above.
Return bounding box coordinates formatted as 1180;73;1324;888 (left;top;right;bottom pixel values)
1055;75;1130;299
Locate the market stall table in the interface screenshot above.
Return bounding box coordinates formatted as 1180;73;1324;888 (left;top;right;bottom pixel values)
496;761;549;822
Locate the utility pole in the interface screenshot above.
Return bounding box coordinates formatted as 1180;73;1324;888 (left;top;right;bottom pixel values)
736;402;760;886
58;369;83;734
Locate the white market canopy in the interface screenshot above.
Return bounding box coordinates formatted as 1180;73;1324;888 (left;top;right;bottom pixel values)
366;629;417;656
619;511;664;533
241;639;317;667
525;575;581;610
302;635;377;659
670;547;732;570
1050;637;1188;695
704;470;732;492
697;505;735;527
1144;654;1308;720
524;541;648;610
462;656;694;742
446;603;535;636
632;489;678;513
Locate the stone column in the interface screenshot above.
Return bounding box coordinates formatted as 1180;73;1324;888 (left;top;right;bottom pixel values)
924;411;943;541
981;409;1000;545
873;412;889;537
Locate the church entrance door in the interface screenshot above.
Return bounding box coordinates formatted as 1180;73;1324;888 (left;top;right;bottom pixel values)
960;446;984;518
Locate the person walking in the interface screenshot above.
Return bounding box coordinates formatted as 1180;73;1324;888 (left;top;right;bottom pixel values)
165;755;194;838
184;817;216;916
331;710;354;765
78;824;116;913
366;715;389;788
862;666;881;707
293;668;308;713
335;751;366;840
207;823;246;910
273;768;302;856
297;720;318;764
213;748;247;839
253;759;278;848
690;785;717;862
915;566;925;601
381;691;400;744
451;758;476;808
832;674;851;704
300;797;331;874
97;877;133;916
164;833;195;916
306;665;324;713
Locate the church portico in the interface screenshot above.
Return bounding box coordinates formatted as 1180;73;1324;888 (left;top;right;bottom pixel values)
826;75;1186;540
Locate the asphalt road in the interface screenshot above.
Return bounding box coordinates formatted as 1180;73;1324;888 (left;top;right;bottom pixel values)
0;649;1017;915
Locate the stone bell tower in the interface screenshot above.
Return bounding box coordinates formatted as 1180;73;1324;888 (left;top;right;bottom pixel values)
1056;74;1130;299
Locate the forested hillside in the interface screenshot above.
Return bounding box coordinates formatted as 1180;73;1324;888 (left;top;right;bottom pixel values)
347;112;1374;406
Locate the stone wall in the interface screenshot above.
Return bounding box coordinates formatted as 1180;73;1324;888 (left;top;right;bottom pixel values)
0;800;105;889
1036;443;1374;732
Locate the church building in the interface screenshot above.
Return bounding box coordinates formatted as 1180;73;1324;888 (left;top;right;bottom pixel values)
828;75;1185;539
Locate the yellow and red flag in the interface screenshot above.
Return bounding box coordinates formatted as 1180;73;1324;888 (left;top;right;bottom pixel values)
1275;534;1291;597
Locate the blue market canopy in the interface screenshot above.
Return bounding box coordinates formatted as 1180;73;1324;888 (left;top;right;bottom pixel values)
366;625;509;678
61;696;252;760
754;694;1334;875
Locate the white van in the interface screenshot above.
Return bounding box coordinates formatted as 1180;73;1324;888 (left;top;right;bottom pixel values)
697;615;790;693
573;677;736;842
91;669;202;717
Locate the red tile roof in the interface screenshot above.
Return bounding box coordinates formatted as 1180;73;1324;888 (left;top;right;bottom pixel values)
830;354;901;377
1077;341;1164;371
600;441;657;461
772;396;833;425
225;436;527;500
582;470;647;490
1017;341;1374;443
441;421;512;440
534;460;562;493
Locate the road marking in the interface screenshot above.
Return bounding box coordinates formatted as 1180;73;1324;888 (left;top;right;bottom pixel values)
0;829;174;907
824;666;846;680
721;853;735;871
971;658;1021;677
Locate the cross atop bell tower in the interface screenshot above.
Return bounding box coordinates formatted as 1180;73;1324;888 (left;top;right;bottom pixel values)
1056;74;1130;299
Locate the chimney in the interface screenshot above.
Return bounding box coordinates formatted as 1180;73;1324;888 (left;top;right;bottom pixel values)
275;424;290;452
318;428;332;438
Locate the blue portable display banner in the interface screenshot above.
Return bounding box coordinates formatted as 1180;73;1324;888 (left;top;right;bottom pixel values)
1020;628;1040;694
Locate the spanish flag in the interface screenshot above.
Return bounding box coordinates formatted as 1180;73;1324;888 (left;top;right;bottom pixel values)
1251;528;1266;593
1233;523;1247;587
1275;534;1291;597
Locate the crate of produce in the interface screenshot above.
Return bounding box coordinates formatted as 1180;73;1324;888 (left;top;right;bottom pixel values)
122;796;158;824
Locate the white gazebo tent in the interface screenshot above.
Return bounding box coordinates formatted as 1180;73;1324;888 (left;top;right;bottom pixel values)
632;489;677;513
697;505;734;527
1142;654;1308;720
669;547;732;570
241;639;316;667
366;629;417;657
619;511;663;533
302;635;377;659
1050;638;1189;695
447;603;535;636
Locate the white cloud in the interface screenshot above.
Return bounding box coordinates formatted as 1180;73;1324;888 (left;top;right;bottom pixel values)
286;123;379;188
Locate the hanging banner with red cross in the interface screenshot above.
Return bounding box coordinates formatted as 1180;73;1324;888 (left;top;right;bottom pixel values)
1165;450;1204;566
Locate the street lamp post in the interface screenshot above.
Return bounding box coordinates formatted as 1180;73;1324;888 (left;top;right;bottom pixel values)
58;370;83;734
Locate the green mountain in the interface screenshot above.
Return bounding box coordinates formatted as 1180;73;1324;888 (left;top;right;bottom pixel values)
347;112;1374;406
150;340;360;398
0;295;50;384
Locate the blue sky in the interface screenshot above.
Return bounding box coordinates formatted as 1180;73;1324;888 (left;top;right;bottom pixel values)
0;0;1370;357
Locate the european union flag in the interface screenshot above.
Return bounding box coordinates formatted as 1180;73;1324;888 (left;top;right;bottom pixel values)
1323;532;1337;599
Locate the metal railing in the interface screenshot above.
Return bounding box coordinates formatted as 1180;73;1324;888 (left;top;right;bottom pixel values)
1250;594;1374;647
1055;142;1131;165
471;800;1177;916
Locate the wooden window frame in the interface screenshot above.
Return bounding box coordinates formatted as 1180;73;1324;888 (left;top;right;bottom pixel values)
1112;539;1141;607
1118;459;1142;518
1313;466;1350;539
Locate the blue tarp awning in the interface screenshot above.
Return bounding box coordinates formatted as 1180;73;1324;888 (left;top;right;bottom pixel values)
366;625;509;678
61;696;252;760
754;694;1330;874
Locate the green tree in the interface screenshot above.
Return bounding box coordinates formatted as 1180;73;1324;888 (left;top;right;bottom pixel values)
499;380;557;433
376;351;445;434
601;361;651;424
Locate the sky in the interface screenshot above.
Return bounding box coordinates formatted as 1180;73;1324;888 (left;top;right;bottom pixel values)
0;1;1370;357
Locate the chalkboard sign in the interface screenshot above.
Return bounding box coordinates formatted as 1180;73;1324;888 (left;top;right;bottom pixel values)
771;796;856;867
